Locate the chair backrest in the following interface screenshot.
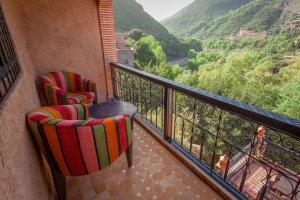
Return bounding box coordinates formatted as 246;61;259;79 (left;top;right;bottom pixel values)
27;104;132;177
38;71;84;93
37;71;86;106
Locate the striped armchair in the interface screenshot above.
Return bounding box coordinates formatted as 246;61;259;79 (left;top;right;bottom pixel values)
37;71;97;106
26;104;133;199
27;104;133;176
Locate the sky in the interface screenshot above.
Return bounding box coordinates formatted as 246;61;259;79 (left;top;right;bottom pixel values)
135;0;194;21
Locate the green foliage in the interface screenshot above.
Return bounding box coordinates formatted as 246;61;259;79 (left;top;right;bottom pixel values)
185;43;300;120
145;63;182;80
132;30;300;120
182;38;203;52
134;35;182;80
195;50;261;96
275;58;300;119
245;4;282;31
277;58;300;82
175;70;198;86
187;50;222;70
263;32;294;54
162;0;251;37
157;33;186;57
125;37;136;48
113;0;185;58
128;29;143;41
134;35;167;69
276;78;300;119
203;38;263;51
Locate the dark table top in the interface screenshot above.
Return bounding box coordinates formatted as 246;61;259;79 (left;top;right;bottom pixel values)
90;101;137;119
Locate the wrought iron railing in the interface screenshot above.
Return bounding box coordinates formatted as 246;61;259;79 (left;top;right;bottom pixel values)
110;62;300;200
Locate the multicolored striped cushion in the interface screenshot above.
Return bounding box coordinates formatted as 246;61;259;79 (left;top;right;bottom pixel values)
66;92;96;105
27;104;132;176
37;71;97;106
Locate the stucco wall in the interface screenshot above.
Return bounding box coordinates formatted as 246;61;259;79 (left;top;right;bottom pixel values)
0;0;106;199
14;0;107;101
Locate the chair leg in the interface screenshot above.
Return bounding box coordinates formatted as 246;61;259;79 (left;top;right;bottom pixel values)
126;143;133;168
53;171;66;200
50;164;66;200
131;117;134;129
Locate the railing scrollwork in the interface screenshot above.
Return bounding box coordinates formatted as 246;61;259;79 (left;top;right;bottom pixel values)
110;62;300;200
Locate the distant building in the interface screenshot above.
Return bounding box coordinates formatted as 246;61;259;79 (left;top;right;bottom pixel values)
116;33;135;67
117;48;135;67
239;28;267;39
116;33;127;49
227;28;267;41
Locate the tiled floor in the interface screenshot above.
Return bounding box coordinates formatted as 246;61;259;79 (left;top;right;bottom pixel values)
67;123;224;200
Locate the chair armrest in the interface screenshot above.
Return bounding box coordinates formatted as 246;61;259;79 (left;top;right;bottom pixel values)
84;114;132;144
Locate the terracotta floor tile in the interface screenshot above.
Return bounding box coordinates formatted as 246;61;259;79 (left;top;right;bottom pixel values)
66;123;224;200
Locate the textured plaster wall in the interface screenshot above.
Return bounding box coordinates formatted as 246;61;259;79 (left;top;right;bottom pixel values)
14;0;107;101
0;0;106;199
0;0;53;199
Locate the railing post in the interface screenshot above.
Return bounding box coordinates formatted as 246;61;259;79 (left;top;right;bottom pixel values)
291;179;300;200
110;63;115;99
164;87;173;142
110;63;119;100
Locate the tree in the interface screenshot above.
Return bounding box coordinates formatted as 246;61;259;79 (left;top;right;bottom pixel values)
187;51;222;71
185;38;203;52
125;37;136;48
263;33;293;55
175;70;198;86
276;78;300;119
128;28;143;41
134;35;167;69
145;62;182;80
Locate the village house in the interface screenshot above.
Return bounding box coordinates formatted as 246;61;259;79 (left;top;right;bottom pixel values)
116;33;135;67
227;28;267;41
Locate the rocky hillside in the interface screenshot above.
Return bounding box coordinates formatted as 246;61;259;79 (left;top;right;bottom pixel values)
162;0;300;38
113;0;184;57
162;0;251;37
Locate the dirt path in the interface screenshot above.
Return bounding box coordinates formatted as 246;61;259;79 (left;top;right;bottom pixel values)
169;57;187;66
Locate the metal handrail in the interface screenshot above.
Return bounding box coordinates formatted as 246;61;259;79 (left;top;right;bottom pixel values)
110;62;300;137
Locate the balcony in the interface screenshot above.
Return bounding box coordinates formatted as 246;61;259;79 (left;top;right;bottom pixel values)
67;122;223;200
0;1;299;199
109;62;300;200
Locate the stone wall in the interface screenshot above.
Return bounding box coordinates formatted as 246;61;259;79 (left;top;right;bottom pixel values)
117;49;135;67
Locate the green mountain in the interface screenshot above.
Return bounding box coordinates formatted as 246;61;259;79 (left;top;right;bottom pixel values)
162;0;251;37
162;0;300;38
113;0;184;57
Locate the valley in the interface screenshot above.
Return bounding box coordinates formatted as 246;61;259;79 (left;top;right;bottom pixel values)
113;0;300;121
